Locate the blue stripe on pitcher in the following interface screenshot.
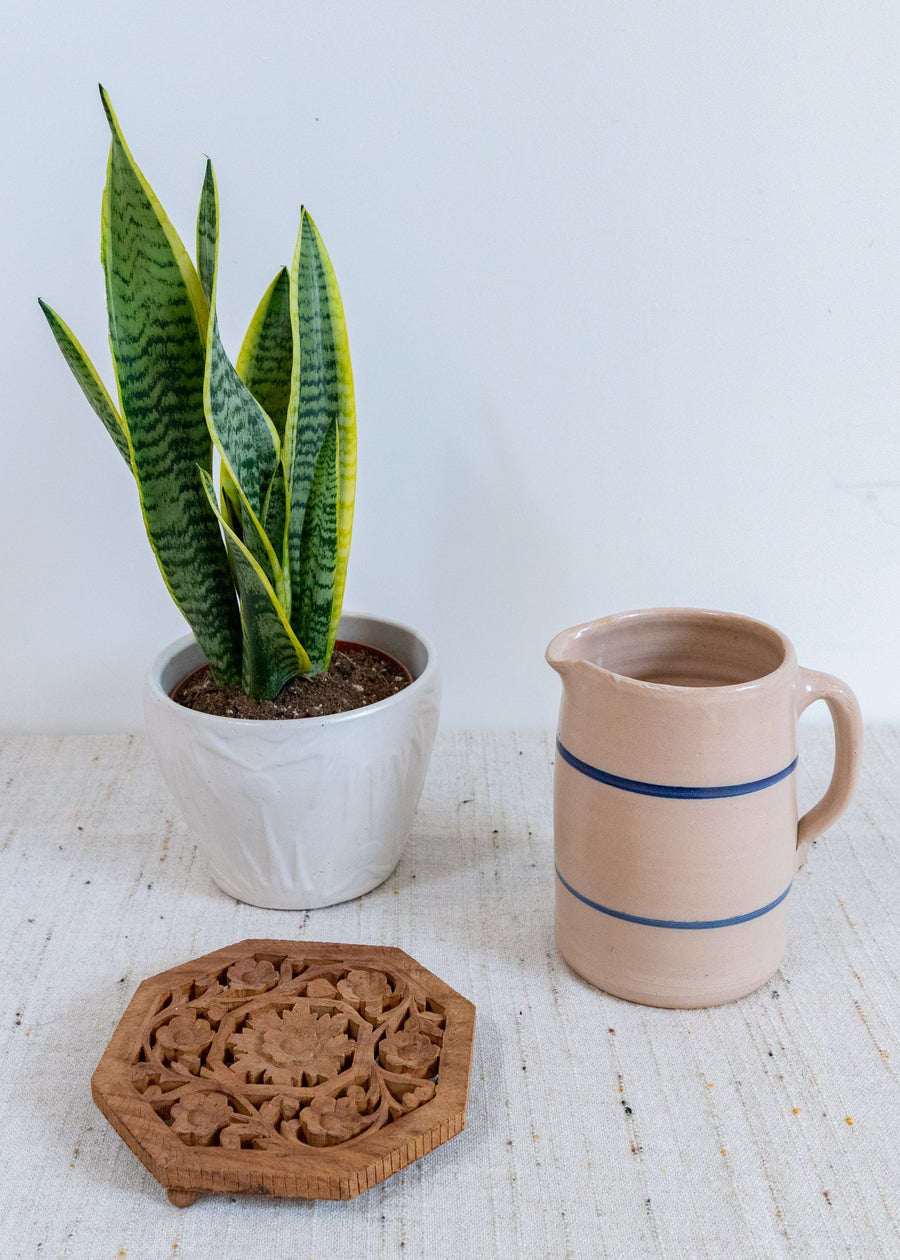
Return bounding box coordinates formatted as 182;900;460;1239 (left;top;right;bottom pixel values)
556;867;792;929
556;737;798;799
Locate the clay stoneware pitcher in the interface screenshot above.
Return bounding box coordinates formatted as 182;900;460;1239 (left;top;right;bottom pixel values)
546;608;862;1008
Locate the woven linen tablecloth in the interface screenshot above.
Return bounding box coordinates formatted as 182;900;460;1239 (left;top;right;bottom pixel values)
1;727;898;1259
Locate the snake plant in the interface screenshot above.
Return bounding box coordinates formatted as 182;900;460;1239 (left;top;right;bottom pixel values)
40;88;356;701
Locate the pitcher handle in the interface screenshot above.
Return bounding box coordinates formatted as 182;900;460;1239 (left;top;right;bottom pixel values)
795;668;863;869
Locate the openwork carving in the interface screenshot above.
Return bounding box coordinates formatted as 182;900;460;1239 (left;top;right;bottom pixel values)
131;953;446;1151
92;941;475;1204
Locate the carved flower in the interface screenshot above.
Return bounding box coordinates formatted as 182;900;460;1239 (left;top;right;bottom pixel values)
225;957;278;997
379;1029;439;1077
228;1005;354;1086
169;1091;233;1146
337;970;392;1020
154;1012;214;1064
298;1088;370;1147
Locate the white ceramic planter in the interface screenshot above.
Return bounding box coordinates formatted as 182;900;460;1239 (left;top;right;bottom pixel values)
143;614;440;910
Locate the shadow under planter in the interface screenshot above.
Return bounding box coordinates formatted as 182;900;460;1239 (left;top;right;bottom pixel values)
144;613;440;910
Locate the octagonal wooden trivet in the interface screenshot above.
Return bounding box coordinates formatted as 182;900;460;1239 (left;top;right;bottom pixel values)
91;939;476;1205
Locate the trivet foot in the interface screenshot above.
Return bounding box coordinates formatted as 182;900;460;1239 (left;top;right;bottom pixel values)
167;1189;198;1208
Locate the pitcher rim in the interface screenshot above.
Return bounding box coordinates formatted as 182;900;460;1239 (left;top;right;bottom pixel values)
545;606;797;695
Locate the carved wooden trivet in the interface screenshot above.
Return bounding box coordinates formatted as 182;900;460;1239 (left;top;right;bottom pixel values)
91;940;476;1205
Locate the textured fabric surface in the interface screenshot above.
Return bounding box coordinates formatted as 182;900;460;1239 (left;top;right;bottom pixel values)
1;727;898;1259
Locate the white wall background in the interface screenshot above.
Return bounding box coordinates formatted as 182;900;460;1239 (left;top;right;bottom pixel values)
3;1;899;731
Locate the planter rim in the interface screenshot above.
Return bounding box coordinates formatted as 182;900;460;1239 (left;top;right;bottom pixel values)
146;612;438;729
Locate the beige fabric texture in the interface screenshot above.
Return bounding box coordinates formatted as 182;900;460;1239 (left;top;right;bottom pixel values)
1;727;898;1259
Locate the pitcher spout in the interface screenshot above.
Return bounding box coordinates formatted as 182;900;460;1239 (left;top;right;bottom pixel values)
545;622;608;687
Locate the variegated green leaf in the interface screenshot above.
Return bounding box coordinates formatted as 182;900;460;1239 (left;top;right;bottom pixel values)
200;470;310;699
262;463;287;572
235;269;293;598
198;161;284;590
220;465;243;539
237;268;293;440
38;299;132;465
100;88;208;341
331;337;357;659
196;164;216;306
294;419;338;673
284;209;356;670
99;87;241;686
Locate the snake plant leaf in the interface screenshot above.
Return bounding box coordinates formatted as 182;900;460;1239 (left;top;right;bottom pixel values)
38;299;132;465
235;268;293;603
237;268;293;441
100;88;208;341
198;161;284;590
220;465;243;539
99;87;241;686
294;419;339;673
196;164;216;306
261;463;287;576
200;470;310;698
284;209;357;670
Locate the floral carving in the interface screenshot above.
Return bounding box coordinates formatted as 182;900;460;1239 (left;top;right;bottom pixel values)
225;957;279;997
296;1088;370;1146
154;1012;214;1072
128;951;450;1152
388;1078;436;1112
379;1029;440;1077
169;1091;234;1146
337;969;392;1020
93;942;476;1206
228;1007;353;1086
